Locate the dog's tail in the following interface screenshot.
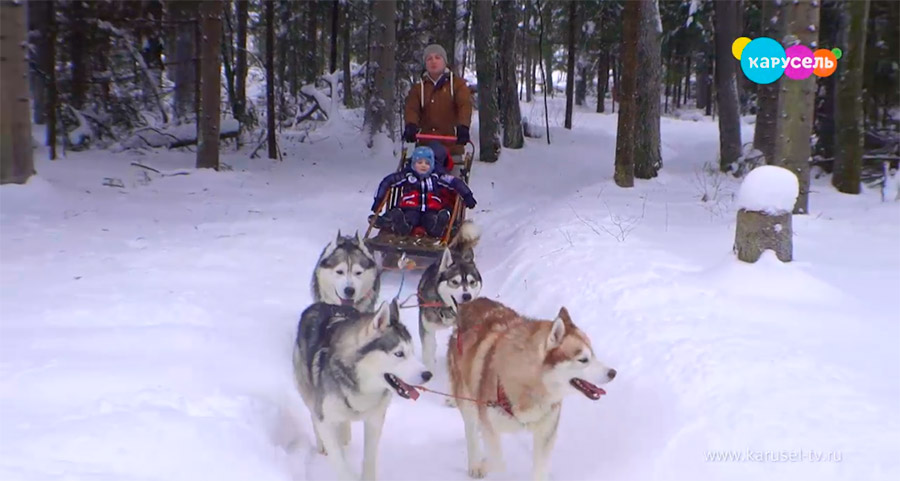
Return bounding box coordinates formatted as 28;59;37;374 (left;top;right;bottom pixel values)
449;220;480;255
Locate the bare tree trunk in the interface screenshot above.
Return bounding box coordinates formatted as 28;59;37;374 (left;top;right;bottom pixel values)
524;1;533;103
635;0;662;179
1;0;35;184
170;1;198;121
498;0;524;148
773;0;819;214
541;0;554;96
235;0;249;123
458;0;472;77
266;0;277;159
47;0;57;159
307;0;319;83
197;0;224;170
832;0;868;194
27;0;51;125
664;44;672;114
714;0;743;173
366;0;397;146
474;0;501;161
615;0;641;188
611;54;617;113
754;0;784;163
704;54;713;116
564;0;577;129
597;50;609;113
330;0;338;73
342;0;353;108
68;0;89;110
683;54;692;104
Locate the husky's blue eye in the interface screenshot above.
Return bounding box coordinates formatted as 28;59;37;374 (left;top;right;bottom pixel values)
394;351;405;358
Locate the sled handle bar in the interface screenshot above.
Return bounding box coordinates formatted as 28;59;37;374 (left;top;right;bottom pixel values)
414;134;457;142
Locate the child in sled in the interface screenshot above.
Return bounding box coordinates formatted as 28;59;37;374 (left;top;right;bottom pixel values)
371;146;477;238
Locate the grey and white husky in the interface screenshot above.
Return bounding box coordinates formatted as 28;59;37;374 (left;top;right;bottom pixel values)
293;300;433;481
417;220;482;372
312;231;380;312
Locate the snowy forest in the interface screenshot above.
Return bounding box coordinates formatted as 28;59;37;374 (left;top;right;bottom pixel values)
2;0;898;197
1;1;900;481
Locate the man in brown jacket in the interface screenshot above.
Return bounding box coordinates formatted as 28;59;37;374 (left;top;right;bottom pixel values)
403;44;473;167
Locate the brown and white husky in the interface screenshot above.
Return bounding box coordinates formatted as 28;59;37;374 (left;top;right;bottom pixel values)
447;298;616;481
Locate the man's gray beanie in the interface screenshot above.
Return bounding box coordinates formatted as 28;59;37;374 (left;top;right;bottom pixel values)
423;44;448;65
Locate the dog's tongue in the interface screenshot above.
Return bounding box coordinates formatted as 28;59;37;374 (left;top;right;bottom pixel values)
340;298;354;306
572;378;606;400
396;378;420;401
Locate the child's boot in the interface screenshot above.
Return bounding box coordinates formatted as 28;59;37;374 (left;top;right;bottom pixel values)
389;209;413;235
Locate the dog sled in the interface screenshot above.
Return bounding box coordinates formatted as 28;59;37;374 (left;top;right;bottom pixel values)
364;134;475;269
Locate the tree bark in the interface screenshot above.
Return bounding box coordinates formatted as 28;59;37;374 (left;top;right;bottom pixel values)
307;0;319;84
541;0;554;96
197;0;224;170
832;0;869;194
46;0;57;159
773;0;819;214
474;0;501;162
734;210;793;263
330;0;339;73
1;0;35;184
524;1;533;103
499;0;523;148
266;0;277;159
564;0;577;129
235;0;249;123
597;50;609;113
367;0;397;146
714;0;743;173
27;0;51;125
170;0;198;122
68;0;89;110
342;0;353;108
635;0;662;179
754;0;785;163
615;0;641;188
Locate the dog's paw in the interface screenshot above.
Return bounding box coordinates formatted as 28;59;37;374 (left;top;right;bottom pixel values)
317;445;328;456
444;397;458;408
468;461;487;479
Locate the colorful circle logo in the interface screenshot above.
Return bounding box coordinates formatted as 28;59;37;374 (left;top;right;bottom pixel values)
784;45;814;80
813;49;838;77
732;37;752;60
739;37;786;85
734;37;841;84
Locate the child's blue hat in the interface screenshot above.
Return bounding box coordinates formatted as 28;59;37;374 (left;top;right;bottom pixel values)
410;146;435;173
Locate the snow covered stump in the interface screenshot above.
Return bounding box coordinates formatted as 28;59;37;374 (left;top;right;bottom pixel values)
734;165;800;263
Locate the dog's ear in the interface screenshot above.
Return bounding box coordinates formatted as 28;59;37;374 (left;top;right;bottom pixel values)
319;240;338;263
370;301;392;333
547;315;567;349
557;306;575;329
356;231;376;262
389;298;400;325
438;248;453;273
335;230;344;243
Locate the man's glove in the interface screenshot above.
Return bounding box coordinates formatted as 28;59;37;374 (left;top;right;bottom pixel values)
371;198;381;212
463;194;477;209
403;124;419;143
456;125;470;145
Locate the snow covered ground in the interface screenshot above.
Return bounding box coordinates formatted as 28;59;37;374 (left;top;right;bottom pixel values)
2;99;898;481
